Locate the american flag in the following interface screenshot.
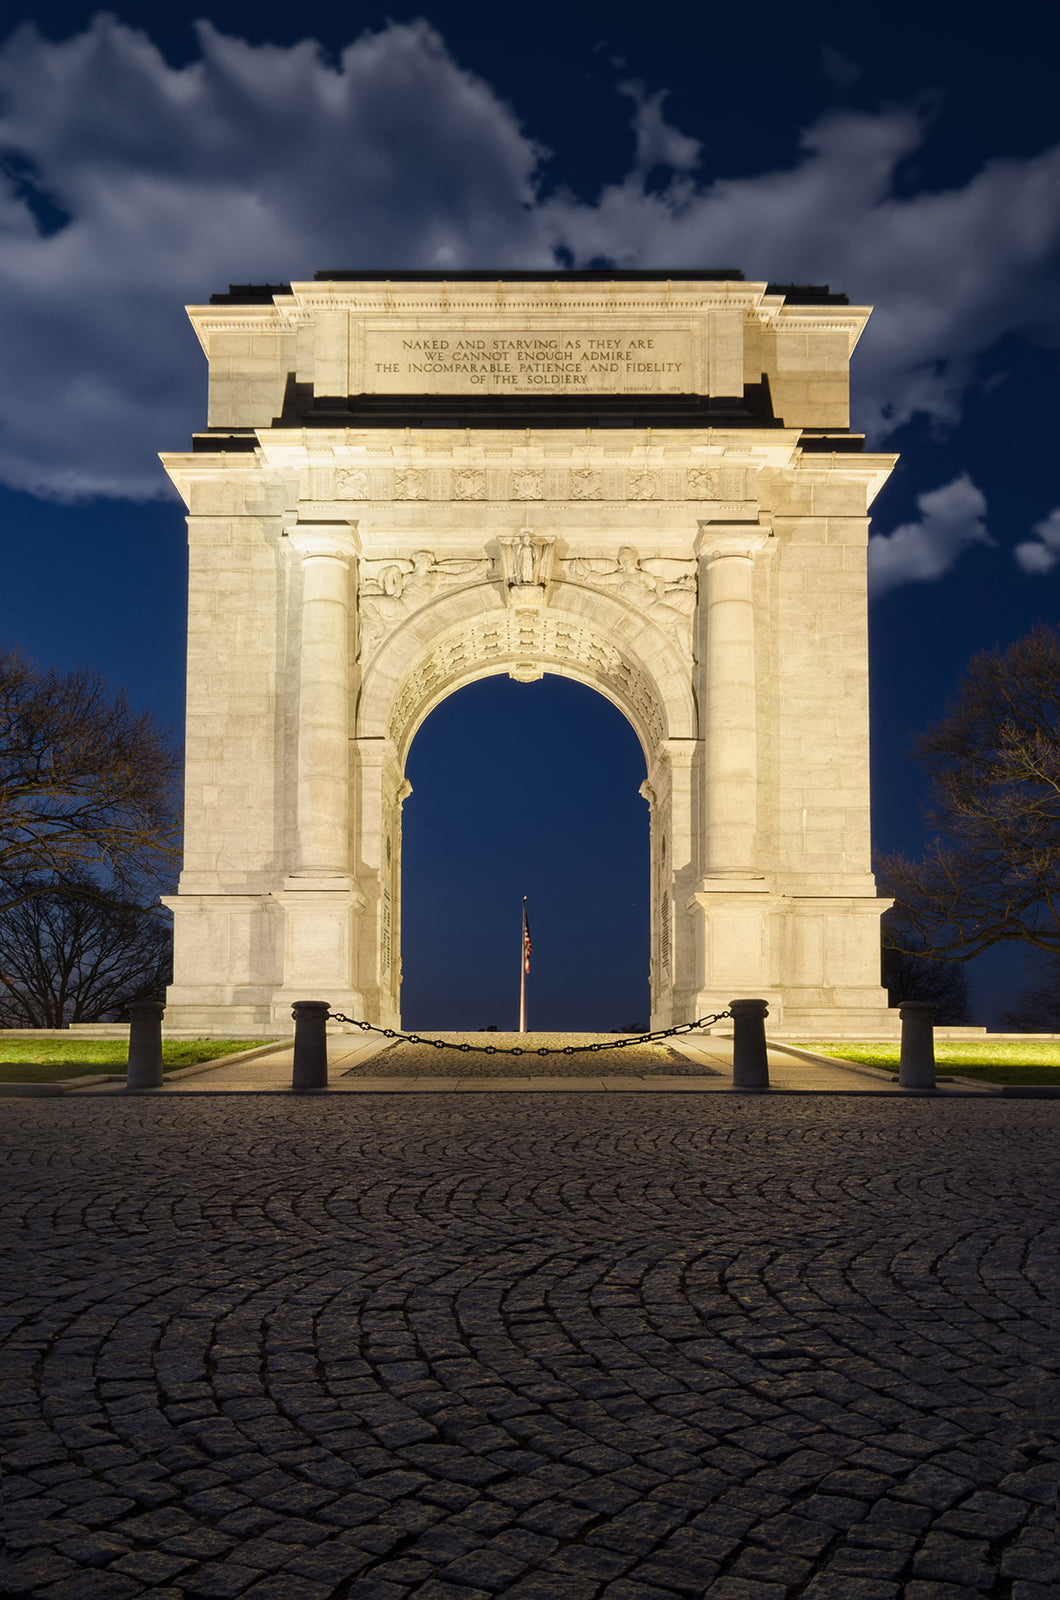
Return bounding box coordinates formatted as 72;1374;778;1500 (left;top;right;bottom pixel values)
522;902;532;974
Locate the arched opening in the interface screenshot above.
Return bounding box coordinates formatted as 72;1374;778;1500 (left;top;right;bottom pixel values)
400;674;649;1030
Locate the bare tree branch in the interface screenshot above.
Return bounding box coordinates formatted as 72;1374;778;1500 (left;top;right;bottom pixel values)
998;954;1060;1032
879;927;972;1021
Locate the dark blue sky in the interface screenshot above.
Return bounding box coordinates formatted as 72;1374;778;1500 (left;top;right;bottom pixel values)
2;0;1058;1025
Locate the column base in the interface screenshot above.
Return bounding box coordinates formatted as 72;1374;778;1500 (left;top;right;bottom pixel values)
267;991;368;1030
684;888;896;1037
696;875;769;893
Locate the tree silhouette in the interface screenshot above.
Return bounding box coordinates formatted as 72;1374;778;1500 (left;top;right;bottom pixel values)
879;624;1060;961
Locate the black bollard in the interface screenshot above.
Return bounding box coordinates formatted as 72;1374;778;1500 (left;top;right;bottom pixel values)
292;1000;331;1092
730;998;770;1091
126;1000;166;1090
898;1000;937;1091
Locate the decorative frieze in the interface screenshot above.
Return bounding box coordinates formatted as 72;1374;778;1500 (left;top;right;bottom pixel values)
306;463;750;503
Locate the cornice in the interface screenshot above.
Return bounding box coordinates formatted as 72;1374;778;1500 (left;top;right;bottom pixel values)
186;282;872;356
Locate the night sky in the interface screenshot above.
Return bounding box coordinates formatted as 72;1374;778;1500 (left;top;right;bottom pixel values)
2;1;1058;1027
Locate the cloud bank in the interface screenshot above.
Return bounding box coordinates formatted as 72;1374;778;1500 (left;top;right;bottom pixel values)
1;15;1059;516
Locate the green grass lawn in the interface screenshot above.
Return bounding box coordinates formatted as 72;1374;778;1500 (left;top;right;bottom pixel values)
0;1040;276;1084
799;1040;1060;1086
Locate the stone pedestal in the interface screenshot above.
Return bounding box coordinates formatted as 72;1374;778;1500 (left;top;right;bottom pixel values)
731;998;770;1091
899;1000;937;1091
126;1001;165;1089
291;999;331;1092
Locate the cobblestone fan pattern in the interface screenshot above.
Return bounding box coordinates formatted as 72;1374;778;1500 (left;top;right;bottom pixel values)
2;1096;1058;1600
344;1038;719;1078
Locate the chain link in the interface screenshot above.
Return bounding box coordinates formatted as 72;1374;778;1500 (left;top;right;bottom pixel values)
325;1011;732;1057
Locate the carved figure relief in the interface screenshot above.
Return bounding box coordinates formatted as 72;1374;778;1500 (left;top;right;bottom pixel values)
499;531;555;607
358;550;492;658
629;471;659;500
564;546;697;646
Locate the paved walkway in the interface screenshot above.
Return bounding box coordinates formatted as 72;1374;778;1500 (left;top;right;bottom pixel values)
71;1033;965;1096
2;1092;1057;1600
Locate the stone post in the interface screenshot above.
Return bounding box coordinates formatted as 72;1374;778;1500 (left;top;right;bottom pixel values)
898;1000;937;1091
730;998;770;1091
292;1000;331;1092
126;1000;165;1089
698;541;762;877
288;526;359;878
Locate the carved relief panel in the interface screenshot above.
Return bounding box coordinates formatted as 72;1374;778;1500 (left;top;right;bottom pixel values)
358;551;494;659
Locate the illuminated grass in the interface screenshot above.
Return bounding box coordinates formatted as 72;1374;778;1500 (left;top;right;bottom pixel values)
0;1040;275;1083
799;1040;1060;1086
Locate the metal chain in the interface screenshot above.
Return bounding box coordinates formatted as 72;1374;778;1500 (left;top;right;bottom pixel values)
326;1011;732;1057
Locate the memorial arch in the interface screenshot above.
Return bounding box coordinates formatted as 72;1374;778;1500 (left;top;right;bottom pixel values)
161;271;897;1035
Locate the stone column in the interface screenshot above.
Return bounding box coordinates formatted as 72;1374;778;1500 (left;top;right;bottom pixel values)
288;525;359;879
652;739;697;1028
696;527;770;879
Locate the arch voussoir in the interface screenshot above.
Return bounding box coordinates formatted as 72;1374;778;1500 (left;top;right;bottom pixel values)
357;581;692;761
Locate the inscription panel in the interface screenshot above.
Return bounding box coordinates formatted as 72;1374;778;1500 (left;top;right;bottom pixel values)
361;327;695;395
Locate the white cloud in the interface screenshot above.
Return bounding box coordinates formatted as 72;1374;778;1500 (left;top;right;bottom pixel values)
0;17;1059;501
867;475;992;598
541;111;1060;441
1015;508;1060;574
0;16;550;498
619;82;701;175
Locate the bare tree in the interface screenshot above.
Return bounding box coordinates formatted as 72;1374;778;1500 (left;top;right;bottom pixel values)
879;624;1060;961
0;878;172;1026
880;935;972;1022
0;647;180;913
997;954;1060;1032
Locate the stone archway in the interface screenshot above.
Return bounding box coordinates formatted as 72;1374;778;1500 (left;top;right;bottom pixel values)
356;582;691;1028
381;667;654;1032
161;271;898;1036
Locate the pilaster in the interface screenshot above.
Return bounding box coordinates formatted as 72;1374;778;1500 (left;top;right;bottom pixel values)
695;521;771;885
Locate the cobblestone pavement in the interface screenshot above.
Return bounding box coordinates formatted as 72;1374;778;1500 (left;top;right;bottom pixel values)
344;1036;715;1078
2;1095;1057;1600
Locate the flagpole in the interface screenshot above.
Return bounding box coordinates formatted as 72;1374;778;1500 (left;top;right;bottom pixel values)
519;896;527;1034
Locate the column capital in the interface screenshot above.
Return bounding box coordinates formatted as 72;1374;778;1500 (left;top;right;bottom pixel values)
660;737;699;770
695;523;772;559
287;522;360;563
